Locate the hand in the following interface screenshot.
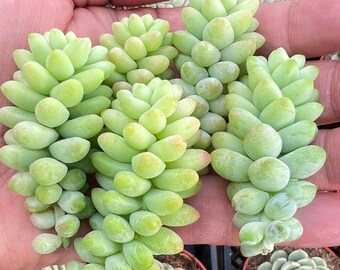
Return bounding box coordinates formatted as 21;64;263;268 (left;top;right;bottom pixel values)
1;0;340;269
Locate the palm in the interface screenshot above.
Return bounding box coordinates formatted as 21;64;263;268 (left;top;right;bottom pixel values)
1;0;340;269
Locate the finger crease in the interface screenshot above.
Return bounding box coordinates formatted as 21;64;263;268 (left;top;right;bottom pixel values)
323;129;340;190
287;0;297;56
330;61;340;120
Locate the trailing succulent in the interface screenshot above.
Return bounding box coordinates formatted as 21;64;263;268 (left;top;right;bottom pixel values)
211;47;326;256
100;13;178;87
171;0;265;143
0;26;210;270
0;0;327;269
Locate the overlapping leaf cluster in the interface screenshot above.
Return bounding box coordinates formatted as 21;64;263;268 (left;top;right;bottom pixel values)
258;249;330;270
0;28;115;254
100;13;178;89
0;0;328;268
211;48;326;256
171;0;265;144
0;22;210;270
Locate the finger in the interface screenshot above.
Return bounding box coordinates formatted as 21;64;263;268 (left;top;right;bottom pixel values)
66;6;184;43
174;175;240;246
285;192;340;248
66;6;115;43
308;128;340;191
311;60;340;125
256;0;340;58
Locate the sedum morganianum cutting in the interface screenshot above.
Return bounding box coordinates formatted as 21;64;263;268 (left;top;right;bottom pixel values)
100;13;178;89
171;0;265;144
210;47;326;256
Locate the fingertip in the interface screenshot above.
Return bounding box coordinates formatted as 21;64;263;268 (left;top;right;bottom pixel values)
256;0;340;58
292;192;340;247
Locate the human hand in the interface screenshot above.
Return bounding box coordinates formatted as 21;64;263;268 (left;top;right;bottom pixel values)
1;0;340;269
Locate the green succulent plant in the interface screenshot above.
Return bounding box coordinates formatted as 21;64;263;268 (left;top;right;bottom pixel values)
210;47;326;257
99;13;178;89
258;249;330;270
171;0;265;141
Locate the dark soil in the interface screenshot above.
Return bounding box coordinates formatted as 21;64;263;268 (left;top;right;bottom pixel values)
245;246;340;270
155;252;203;270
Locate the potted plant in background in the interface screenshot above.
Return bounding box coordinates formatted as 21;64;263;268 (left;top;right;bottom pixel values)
155;250;207;270
42;249;207;270
242;247;340;270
